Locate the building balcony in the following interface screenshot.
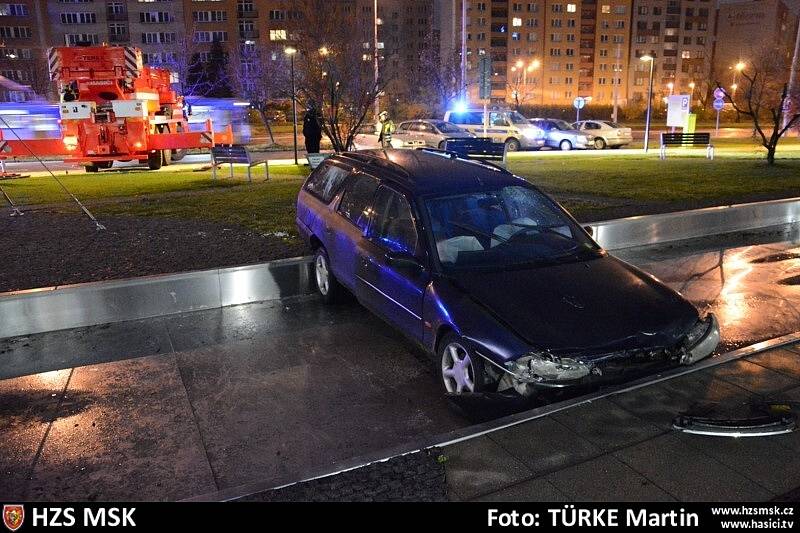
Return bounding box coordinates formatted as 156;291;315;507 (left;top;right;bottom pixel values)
109;33;129;43
237;9;259;19
239;29;259;39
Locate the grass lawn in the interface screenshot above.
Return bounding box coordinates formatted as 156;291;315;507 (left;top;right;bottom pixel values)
93;176;305;237
13;136;800;237
2;164;305;206
508;156;800;203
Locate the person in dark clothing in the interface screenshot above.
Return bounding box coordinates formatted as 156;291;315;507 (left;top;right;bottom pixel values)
302;105;323;154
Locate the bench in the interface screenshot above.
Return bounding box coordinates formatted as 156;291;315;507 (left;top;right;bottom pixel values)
659;132;714;160
211;145;270;182
442;137;507;164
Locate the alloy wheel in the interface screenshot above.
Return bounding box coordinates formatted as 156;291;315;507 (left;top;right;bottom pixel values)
441;341;476;393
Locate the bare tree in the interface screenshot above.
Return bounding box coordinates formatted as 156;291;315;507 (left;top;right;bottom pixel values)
718;47;800;164
292;0;389;152
416;39;462;115
158;24;227;97
228;45;288;144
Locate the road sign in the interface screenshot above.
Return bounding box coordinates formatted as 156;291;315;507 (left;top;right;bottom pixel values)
667;94;691;128
478;56;491;100
573;97;586;110
713;87;725;100
713;98;725;111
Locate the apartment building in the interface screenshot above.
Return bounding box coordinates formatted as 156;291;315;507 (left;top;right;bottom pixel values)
627;0;716;106
714;0;798;82
0;1;47;100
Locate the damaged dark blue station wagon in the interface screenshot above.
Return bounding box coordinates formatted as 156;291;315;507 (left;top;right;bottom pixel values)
296;149;720;397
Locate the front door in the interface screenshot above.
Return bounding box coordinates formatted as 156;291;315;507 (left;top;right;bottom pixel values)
356;186;427;341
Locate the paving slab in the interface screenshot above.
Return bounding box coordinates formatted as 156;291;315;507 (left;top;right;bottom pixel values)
443;436;533;501
25;355;216;501
608;371;754;430
701;359;799;396
0;318;172;380
613;433;775;501
545;454;675;502
488;416;602;476
0;370;71;500
678;432;800;495
746;348;800;381
474;477;568;502
551;398;663;451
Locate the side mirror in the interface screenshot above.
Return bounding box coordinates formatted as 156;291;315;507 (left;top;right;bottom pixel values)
386;250;424;271
584;225;594;237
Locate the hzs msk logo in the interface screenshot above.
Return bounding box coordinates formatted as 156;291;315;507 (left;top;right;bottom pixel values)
2;505;23;532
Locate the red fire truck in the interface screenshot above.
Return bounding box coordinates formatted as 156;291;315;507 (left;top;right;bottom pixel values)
0;45;232;172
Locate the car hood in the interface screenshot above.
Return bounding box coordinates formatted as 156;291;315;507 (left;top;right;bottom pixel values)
446;255;698;358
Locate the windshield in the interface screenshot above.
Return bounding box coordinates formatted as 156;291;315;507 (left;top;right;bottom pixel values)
425;185;600;270
552;119;573;131
508;111;529;125
434;121;464;133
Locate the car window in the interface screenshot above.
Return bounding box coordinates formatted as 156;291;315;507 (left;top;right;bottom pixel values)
419;123;435;133
304;164;351;203
397;122;412;132
585;122;601;130
337;173;379;230
370;187;418;255
449;112;483;126
425;185;598;269
490;112;509;127
434;121;463;134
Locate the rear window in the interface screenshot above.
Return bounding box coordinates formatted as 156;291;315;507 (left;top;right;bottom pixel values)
304;163;350;203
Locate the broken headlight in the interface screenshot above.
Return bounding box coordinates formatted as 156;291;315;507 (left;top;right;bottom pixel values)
684;316;714;348
506;351;592;383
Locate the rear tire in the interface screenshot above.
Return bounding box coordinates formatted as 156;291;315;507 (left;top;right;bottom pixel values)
85;164;99;173
313;246;343;304
147;150;162;170
504;138;521;152
439;332;486;395
559;140;573;151
594;137;607;150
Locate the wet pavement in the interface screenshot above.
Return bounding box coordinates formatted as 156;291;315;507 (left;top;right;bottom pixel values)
1;230;800;501
444;343;800;502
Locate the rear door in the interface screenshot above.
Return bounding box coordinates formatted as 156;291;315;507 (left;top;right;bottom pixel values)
355;186;428;341
329;172;380;289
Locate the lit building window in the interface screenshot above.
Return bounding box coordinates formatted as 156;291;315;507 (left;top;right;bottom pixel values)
601;5;611;13
269;29;286;41
566;4;576;12
512;17;522;26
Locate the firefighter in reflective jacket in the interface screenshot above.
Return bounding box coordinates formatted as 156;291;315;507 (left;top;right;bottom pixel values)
377;111;395;148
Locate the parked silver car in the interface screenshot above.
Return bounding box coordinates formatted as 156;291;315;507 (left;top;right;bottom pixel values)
394;120;475;149
573;120;633;149
528;118;593;150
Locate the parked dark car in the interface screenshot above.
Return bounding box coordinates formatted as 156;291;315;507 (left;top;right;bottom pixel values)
296;150;720;397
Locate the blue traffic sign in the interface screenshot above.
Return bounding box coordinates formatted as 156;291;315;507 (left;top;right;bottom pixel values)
713;98;725;111
713;88;725;100
573;97;586;110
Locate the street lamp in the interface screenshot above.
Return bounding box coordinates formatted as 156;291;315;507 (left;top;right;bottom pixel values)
640;54;655;153
667;81;674;95
688;81;695;108
285;46;298;165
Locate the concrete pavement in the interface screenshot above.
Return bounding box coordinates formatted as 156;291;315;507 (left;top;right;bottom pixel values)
444;342;800;502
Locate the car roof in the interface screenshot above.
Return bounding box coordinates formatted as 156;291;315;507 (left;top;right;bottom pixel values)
332;149;524;196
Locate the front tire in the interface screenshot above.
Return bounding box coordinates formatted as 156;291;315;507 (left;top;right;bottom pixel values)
594;137;607;150
559;140;573;151
439;333;486;395
313;246;343;304
504;138;521;152
147;150;162;170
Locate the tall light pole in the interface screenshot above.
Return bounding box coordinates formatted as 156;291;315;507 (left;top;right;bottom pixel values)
285;46;298;165
373;0;380;119
641;54;655;153
688;81;695;108
784;22;800;130
460;0;467;103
